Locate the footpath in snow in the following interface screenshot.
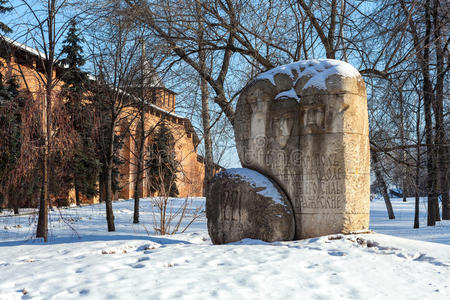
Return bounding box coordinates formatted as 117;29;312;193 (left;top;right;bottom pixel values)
0;197;449;299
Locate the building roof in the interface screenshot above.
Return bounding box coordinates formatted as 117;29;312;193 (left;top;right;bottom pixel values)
0;35;200;148
1;36;47;59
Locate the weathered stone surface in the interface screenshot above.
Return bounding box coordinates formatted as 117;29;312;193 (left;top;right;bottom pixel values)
206;168;295;244
235;59;370;239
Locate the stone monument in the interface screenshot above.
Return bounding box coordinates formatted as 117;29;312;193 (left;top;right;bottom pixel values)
207;59;370;243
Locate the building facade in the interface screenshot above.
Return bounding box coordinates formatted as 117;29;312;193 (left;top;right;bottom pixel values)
0;37;207;207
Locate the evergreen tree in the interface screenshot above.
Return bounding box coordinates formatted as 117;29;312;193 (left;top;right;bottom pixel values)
0;2;21;211
0;76;23;212
60;18;100;206
146;121;179;197
92;88;124;202
0;0;12;34
61;19;87;90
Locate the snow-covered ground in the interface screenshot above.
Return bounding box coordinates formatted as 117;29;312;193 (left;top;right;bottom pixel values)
0;197;449;299
370;196;450;245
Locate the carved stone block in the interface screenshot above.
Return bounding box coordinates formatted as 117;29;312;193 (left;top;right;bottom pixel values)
206;168;295;244
234;59;370;239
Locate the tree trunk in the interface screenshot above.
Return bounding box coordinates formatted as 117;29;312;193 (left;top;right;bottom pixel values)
133;153;143;224
36;188;48;240
75;184;81;206
422;0;438;226
414;194;420;229
199;60;214;190
133;177;140;224
399;91;407;202
413;141;420;229
37;93;49;242
435;195;440;222
99;172;105;203
7;191;19;215
201;77;214;190
196;1;215;195
372;150;395;219
36;163;48;240
37;0;57;242
424;113;438;222
105;162;115;231
133;127;145;224
414;94;421;229
133;39;146;224
424;89;437;226
432;0;449;220
442;170;450;220
105;126;115;231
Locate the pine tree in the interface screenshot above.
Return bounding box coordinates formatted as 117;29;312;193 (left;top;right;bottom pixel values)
60;19;100;206
147;121;179;197
61;20;87;91
92;88;123;202
0;76;23;212
0;1;12;34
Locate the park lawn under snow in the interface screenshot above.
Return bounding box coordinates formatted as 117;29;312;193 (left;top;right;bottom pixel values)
0;197;449;300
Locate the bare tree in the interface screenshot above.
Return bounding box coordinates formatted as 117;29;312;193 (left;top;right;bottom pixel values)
128;38;168;224
398;0;448;225
147;122;202;235
371;148;395;220
295;0;344;59
87;1;142;231
11;0;81;241
123;0;448;226
350;0;448;225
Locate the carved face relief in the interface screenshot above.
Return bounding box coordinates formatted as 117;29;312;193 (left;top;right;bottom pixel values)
272;113;294;149
322;102;350;133
301;104;325;134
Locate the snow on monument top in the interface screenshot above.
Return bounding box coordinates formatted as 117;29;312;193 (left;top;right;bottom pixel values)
256;59;361;91
220;168;283;205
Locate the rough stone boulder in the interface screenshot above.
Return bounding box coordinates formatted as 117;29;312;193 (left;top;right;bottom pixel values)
206;168;295;244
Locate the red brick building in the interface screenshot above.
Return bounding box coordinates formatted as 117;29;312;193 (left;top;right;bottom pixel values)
1;37;208;206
